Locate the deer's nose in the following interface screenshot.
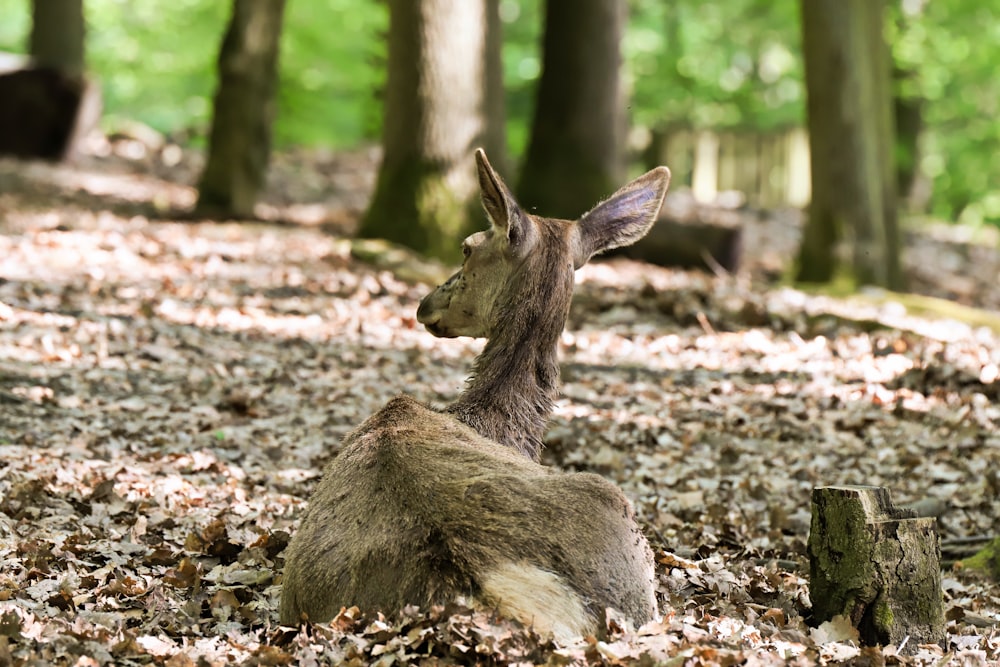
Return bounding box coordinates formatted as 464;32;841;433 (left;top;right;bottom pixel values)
416;295;438;324
417;272;459;325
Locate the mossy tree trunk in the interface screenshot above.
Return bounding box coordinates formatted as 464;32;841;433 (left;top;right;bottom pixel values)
196;0;286;219
30;0;85;75
808;486;945;651
962;537;1000;579
796;0;904;289
360;0;505;262
517;0;625;219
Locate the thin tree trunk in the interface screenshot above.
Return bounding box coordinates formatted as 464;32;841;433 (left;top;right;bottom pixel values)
865;0;903;289
894;66;922;209
889;1;925;211
517;0;625;219
29;0;85;75
360;0;502;261
482;0;509;176
796;0;903;289
196;0;286;218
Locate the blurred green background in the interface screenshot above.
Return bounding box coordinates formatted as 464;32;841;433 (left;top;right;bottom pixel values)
1;0;997;226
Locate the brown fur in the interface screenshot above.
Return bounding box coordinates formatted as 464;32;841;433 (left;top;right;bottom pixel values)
280;396;656;636
280;150;671;639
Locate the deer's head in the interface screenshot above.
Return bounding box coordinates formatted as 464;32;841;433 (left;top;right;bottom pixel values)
417;149;670;339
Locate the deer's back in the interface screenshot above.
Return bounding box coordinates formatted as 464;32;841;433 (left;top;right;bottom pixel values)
280;395;656;638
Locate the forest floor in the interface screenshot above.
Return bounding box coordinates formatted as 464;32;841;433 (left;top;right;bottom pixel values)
1;138;999;665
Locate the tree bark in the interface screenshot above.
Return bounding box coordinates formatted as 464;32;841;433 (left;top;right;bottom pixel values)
18;0;97;162
795;0;904;289
0;67;99;162
29;0;85;75
890;2;927;212
808;486;945;651
482;0;509;176
196;0;286;218
360;0;504;262
893;64;923;210
517;0;625;219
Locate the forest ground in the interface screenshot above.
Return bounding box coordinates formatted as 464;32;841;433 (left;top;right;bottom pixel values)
1;137;998;665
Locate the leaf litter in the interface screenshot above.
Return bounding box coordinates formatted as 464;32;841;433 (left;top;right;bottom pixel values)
0;150;999;665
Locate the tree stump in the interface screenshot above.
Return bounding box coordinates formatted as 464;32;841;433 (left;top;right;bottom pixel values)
0;65;100;161
808;485;945;650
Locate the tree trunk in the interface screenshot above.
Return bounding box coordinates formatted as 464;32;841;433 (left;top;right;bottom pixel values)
482;0;509;176
29;0;85;75
20;0;97;162
360;0;503;262
962;537;1000;579
809;486;945;652
893;67;924;211
795;0;904;289
196;0;286;219
517;0;625;219
0;68;98;161
890;1;927;213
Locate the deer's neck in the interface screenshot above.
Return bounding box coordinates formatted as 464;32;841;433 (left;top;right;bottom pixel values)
447;266;573;461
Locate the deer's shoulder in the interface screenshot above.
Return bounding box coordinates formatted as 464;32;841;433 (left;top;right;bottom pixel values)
341;395;535;468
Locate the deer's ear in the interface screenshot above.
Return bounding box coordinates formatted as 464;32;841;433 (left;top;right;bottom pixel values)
572;166;671;268
475;149;528;247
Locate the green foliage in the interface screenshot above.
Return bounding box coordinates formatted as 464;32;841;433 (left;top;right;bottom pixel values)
891;2;1000;226
499;0;542;158
1;0;998;225
0;0;385;148
622;0;1000;227
276;0;386;147
624;0;803;131
85;1;228;138
0;5;28;55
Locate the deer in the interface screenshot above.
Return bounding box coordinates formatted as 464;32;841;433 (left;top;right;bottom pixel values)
280;149;671;641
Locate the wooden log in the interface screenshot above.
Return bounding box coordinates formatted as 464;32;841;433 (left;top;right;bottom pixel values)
609;215;742;273
808;485;944;650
